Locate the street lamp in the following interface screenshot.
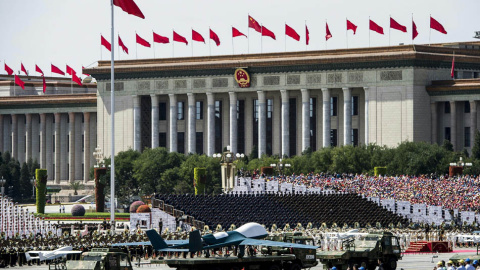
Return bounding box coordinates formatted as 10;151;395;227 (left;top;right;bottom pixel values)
474;31;480;39
449;157;472;168
93;146;104;168
272;159;291;175
0;176;5;195
30;177;35;198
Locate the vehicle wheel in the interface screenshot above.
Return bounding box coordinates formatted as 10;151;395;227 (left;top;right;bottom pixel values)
289;263;301;270
388;258;397;270
268;264;281;270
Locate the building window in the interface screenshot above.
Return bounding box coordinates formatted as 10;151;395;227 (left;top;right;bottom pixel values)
82;135;84;152
330;129;338;147
331;97;338;116
39;135;41;152
289;98;297;156
177;132;185;154
53;135;55;152
352;129;359;146
196;101;203;120
67;135;69;152
352;96;359;116
82;163;84;179
24;136;26;153
196;132;203;154
465;101;471;113
253;99;258;152
237;100;245;155
445;127;451;142
310;97;317;151
81;114;84;123
159;133;167;148
465;127;471;147
215;100;222;153
444;102;451;114
266;99;273;155
177;102;185;120
159;102;167;120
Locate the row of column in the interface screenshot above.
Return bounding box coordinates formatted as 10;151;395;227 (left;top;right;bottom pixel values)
0;112;91;183
137;87;369;156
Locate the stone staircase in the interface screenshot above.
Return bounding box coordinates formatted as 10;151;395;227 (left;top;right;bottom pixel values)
45;181;95;203
404;241;430;253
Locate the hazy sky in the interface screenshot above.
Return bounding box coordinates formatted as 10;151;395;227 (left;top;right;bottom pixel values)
0;0;478;77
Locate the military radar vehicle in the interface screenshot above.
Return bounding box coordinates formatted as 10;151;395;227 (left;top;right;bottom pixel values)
316;231;402;270
65;248;133;270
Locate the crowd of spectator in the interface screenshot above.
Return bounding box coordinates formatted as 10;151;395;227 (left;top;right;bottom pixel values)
250;172;480;211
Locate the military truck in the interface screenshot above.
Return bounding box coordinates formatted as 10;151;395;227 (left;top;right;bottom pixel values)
65;248;133;270
316;232;402;270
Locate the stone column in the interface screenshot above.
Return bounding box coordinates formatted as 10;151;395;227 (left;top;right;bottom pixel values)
450;101;457;151
280;90;289;157
431;102;437;144
321;88;331;147
25;114;32;162
301;89;310;152
0;115;3;153
364;87;369;145
83;112;90;183
133;95;141;151
187;93;196;154
54;113;61;184
151;94;159;149
68;112;75;183
39;113;46;168
229;92;238;155
343;87;352;145
11;114;17;160
206;92;215;156
169;94;178;152
257;91;266;157
470;101;477;149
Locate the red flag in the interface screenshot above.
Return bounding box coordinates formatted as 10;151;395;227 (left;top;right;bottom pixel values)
306;25;309;45
82;66;90;76
72;73;82;86
14;75;25;90
285;24;300;41
451;53;455;79
21;63;28;75
42;75;46;93
430;16;447;34
192;29;205;43
118;35;129;54
101;35;111;51
51;64;65;76
369;19;384;35
261;26;275;40
153;32;169;44
35;65;44;75
4;63;13;75
325;23;332;40
347;20;357;34
209;29;220;46
173;31;188;45
113;0;145;19
232;27;247;38
390;17;407;33
66;65;76;76
412;20;419;40
136;33;151;47
248;15;262;33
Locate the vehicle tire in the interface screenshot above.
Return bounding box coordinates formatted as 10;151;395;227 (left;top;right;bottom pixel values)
289;263;301;270
268;264;281;270
388;257;397;270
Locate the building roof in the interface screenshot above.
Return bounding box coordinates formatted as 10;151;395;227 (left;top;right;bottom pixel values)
0;94;96;106
0;75;96;89
427;79;480;92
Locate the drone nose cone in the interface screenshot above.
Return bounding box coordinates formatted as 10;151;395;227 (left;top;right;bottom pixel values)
235;222;268;238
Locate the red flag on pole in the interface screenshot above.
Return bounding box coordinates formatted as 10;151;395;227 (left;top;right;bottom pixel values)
192;30;205;43
347;20;357;34
14;75;25;90
51;64;65;76
285;24;300;41
36;65;44;75
451;53;455;79
153;32;169;44
113;0;145;19
21;63;28;75
306;25;309;45
72;73;82;86
326;23;332;40
136;33;151;47
118;35;129;54
4;63;13;75
82;66;90;76
210;29;220;46
173;31;188;45
369;19;384;34
261;26;276;40
232;27;247;38
248;15;262;33
390;17;407;32
101;35;111;51
412;20;419;40
66;65;76;76
430;16;447;34
42;75;46;93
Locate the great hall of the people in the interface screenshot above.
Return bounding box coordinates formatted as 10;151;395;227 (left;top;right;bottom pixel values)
1;42;479;183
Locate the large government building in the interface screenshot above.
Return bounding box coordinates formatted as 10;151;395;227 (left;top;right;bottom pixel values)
1;42;480;183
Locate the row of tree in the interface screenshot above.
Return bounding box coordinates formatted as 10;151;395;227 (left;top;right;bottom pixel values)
0;152;39;202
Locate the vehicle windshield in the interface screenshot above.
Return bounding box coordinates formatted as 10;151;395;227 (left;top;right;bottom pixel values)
354;235;381;249
81;256;103;261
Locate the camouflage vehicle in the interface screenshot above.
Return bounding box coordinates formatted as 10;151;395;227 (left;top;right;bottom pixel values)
317;232;402;270
448;254;480;264
65;248;133;270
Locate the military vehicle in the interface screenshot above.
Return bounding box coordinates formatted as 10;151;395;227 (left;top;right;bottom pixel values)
65;248;133;270
316;231;402;270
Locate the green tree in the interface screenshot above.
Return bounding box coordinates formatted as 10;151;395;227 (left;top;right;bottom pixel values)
472;130;480;159
442;139;454;152
114;149;141;203
19;163;32;202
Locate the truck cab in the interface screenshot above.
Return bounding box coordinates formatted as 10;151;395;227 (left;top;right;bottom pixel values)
65;248;133;270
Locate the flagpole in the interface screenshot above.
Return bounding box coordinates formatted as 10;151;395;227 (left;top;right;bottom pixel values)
118;32;120;60
172;30;175;57
346;18;348;49
153;30;156;59
284;22;286;52
429;14;431;46
231;25;235;55
368;16;371;47
209;27;211;57
247;13;250;54
305;20;307;51
135;31;138;59
411;13;414;45
191;28;194;57
261;24;263;53
389;15;391;46
325;19;327;50
110;0;116;224
100;33;103;60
